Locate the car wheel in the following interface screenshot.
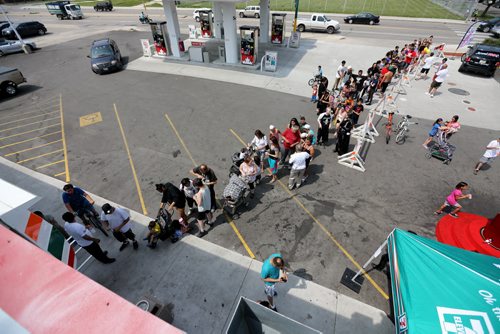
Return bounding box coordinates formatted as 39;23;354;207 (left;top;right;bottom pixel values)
483;26;491;33
489;70;495;77
349;19;353;24
38;29;45;35
0;50;4;57
239;12;244;18
255;13;260;18
369;20;374;25
4;83;17;96
26;44;34;52
327;26;335;34
297;24;305;32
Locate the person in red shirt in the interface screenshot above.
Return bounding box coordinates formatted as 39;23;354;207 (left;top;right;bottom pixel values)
403;44;417;71
280;126;301;166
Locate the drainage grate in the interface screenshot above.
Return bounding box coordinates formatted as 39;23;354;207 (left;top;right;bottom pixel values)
448;88;470;96
462;100;471;104
467;107;476;112
448;82;457;86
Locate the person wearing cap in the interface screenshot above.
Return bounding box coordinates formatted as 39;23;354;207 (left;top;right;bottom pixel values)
302;124;316;145
100;204;138;251
63;212;115;264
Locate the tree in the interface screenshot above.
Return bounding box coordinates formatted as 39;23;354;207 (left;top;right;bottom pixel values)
480;0;499;17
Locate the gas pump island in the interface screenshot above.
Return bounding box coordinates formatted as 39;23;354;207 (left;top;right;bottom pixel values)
198;9;214;38
149;21;170;57
240;26;259;65
271;13;286;45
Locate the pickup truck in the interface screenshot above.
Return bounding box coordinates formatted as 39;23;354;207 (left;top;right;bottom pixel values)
46;1;83;20
296;14;340;34
0;66;26;96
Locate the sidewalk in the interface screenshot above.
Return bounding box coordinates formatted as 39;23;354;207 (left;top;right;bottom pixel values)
0;156;394;333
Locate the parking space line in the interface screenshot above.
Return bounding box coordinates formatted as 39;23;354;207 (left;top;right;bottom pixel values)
16;149;63;164
4;139;62;157
36;160;65;170
0;131;62;150
229;128;389;300
0;111;59;128
113;103;148;215
0;100;59;121
54;171;66;177
0;116;61;133
59;94;70;182
164;114;256;259
0;123;61;141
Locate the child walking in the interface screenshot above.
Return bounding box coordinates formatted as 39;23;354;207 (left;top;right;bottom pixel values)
311;83;318;103
434;182;472;218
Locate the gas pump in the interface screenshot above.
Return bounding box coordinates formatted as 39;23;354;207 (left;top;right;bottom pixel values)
271;13;286;45
149;21;170;57
240;26;259;65
198;9;213;38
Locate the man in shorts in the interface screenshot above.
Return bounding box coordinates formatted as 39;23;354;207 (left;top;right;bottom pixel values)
261;253;288;312
427;63;448;98
416;52;435;80
474;138;500;175
101;203;138;251
192;178;213;237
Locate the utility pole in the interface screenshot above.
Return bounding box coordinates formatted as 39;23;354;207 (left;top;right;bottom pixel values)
0;5;30;54
293;0;299;32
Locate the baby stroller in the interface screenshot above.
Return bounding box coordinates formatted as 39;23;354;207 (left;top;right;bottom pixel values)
157;208;181;243
229;151;245;178
426;131;456;165
223;174;250;219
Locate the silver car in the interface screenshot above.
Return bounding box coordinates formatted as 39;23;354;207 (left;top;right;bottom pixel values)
492;22;500;38
0;38;36;56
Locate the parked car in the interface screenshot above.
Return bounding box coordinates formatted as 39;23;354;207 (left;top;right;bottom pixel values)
296;14;341;34
0;39;36;56
94;1;113;11
193;8;211;22
491;22;500;38
477;17;500;32
239;6;260;18
2;22;47;39
88;38;122;75
0;66;26;96
344;12;380;25
459;43;500;77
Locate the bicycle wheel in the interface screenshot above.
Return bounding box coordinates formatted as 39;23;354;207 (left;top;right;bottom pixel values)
308;78;315;86
88;214;109;237
395;130;406;145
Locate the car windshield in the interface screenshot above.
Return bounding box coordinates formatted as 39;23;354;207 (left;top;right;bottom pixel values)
474;50;500;60
69;5;80;10
323;15;331;21
91;45;113;58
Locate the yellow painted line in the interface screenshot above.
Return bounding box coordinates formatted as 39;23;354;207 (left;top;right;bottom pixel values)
0;115;61;133
165;114;255;259
229;128;389;299
0;123;61;141
0;111;59;127
17;149;63;164
113;103;148;215
36;160;65;170
164;114;197;166
59;94;70;182
4;139;62;157
54;171;67;177
0;131;62;150
0;101;59;121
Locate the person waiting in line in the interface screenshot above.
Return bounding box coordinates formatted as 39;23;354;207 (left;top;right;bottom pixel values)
266;136;280;184
62;183;109;230
179;178;197;215
192;178;213;238
335;116;354;155
280;125;301;166
240;155;258;198
155;183;190;233
317;108;333;146
248;129;268;171
190;164;218;214
100;203;138;251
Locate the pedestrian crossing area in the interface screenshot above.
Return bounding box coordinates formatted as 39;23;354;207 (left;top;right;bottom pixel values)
448;24;494;45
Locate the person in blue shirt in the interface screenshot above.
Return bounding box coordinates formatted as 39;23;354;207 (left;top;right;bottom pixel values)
260;253;287;311
62;184;105;228
423;118;445;148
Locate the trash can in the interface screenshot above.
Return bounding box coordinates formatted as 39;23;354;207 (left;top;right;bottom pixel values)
226;297;322;334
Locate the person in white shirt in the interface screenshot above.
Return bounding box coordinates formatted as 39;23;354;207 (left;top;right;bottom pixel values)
180;178;197;214
474;138;500;175
427;63;448;97
416;52;436;80
288;145;310;190
101;203;138;251
63;212;115;264
333;60;347;90
249;129;268;170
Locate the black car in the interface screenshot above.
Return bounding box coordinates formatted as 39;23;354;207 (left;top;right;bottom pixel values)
459;44;500;77
0;22;11;34
477;17;500;32
2;21;47;39
344;12;380;25
89;38;122;74
94;1;113;11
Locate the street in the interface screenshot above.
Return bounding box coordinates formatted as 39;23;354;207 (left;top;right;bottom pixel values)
1;3;499;315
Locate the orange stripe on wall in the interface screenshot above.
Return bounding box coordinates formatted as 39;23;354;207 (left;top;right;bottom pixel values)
25;213;43;241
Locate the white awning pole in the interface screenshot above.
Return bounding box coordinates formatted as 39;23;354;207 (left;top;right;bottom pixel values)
351;239;388;282
0;5;28;53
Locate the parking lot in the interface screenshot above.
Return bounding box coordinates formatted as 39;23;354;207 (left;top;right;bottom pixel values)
2;26;500;313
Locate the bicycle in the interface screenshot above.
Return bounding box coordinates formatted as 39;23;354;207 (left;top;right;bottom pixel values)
81;208;109;237
308;74;322;87
385;111;395;144
395;115;418;145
